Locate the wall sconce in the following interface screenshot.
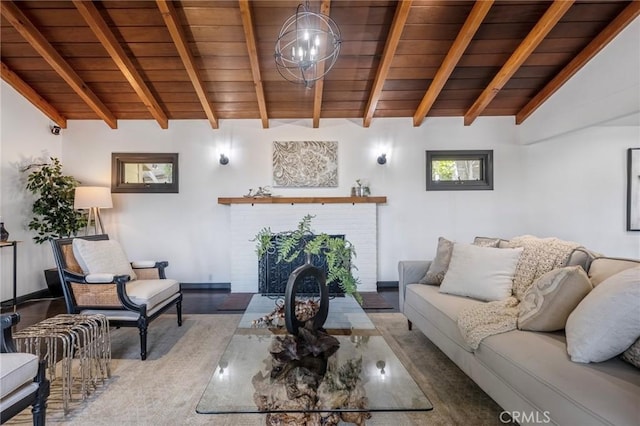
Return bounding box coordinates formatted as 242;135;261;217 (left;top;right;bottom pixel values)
377;153;387;165
219;153;229;165
376;360;386;378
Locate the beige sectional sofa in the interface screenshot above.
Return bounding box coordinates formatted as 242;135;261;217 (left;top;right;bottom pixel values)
398;248;640;426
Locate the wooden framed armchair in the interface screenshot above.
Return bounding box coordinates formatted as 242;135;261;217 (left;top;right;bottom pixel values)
1;313;49;425
50;235;183;360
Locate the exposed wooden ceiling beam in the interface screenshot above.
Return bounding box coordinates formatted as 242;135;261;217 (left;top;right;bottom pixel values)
413;0;493;127
0;1;117;129
313;0;333;129
516;1;640;125
156;0;218;129
463;0;574;126
239;0;268;129
363;0;413;128
1;61;67;128
73;0;168;129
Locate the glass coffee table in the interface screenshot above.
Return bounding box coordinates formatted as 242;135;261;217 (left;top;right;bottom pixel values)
197;294;432;420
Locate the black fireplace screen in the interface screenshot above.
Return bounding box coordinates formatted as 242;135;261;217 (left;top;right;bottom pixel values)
258;235;345;296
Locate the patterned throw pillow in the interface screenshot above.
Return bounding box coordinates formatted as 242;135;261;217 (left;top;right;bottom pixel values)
473;236;502;248
518;266;592;332
419;237;454;285
621;338;640;369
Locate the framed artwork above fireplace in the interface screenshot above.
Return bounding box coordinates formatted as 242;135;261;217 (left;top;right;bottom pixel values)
272;141;338;187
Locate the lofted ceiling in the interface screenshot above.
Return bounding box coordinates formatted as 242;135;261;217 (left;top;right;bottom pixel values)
1;0;638;130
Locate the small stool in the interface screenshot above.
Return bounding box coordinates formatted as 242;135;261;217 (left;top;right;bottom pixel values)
13;314;110;413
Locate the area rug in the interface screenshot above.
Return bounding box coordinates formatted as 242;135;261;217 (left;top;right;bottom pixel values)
6;313;508;425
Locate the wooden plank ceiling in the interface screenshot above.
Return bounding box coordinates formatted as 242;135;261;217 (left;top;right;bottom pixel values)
1;0;638;129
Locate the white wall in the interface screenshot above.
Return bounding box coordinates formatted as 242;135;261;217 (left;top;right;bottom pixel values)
1;82;64;299
58;116;524;287
518;19;640;144
522;125;640;258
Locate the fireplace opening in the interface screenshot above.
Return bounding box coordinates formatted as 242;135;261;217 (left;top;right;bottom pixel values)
258;235;346;296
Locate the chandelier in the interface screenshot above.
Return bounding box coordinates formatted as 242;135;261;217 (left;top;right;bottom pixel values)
274;1;341;88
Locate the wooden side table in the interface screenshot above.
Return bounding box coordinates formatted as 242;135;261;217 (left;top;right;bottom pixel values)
0;240;19;312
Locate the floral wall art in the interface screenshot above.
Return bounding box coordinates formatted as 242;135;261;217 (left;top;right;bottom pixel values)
272;141;338;187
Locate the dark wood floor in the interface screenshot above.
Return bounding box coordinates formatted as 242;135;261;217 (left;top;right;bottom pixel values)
1;289;400;331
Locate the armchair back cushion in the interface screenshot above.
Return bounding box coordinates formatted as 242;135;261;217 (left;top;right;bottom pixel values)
73;239;137;281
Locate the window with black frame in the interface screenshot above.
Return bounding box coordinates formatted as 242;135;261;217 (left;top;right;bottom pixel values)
111;153;179;193
426;150;493;191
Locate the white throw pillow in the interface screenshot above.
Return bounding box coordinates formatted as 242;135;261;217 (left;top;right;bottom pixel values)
72;239;137;281
566;266;640;363
439;243;523;301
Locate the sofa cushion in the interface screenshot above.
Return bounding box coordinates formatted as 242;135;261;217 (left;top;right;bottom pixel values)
405;283;483;352
566;247;597;271
518;266;592;332
419;237;453;285
125;279;180;310
588;257;639;287
566;267;640;363
440;244;523;302
0;353;39;399
622;338;640;369
473;236;502;248
73;239;137;281
475;329;640;426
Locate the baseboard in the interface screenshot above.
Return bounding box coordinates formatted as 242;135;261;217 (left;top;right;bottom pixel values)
180;282;231;291
0;289;55;308
377;281;398;289
181;282;397;291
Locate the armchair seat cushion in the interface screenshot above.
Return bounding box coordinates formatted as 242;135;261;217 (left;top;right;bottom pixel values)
126;279;180;311
0;353;39;399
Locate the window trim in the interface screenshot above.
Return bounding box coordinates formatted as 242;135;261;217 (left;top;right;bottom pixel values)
111;152;179;193
426;150;493;191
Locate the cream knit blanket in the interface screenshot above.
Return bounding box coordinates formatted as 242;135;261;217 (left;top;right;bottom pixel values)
457;235;581;350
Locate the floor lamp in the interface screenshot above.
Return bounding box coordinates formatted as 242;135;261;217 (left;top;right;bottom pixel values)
74;186;113;235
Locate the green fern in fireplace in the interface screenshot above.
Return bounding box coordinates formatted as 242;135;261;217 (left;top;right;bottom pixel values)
253;214;360;299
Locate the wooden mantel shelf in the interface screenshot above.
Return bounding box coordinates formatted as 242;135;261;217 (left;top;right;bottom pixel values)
218;196;387;205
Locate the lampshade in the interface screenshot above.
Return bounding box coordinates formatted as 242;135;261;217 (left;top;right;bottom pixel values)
74;186;113;209
274;1;341;88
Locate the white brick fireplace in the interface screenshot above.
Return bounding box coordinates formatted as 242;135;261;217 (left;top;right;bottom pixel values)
227;201;380;293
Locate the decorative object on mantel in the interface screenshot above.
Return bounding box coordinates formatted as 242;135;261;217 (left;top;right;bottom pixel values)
273;0;342;88
273;141;338;188
0;218;9;242
253;215;360;334
219;196;386;205
243;186;273;198
351;179;370;197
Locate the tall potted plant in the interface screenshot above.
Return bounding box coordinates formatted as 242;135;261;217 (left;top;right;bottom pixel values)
24;157;86;295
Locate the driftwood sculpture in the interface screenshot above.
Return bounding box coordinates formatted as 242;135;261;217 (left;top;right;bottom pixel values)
252;323;370;425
